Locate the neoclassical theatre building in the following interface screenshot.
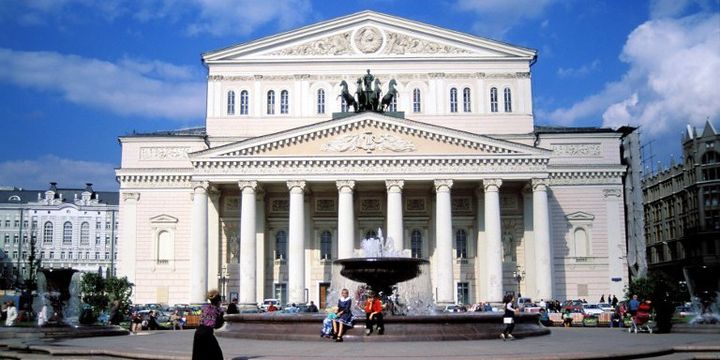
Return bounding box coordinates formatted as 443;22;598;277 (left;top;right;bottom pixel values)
116;11;628;307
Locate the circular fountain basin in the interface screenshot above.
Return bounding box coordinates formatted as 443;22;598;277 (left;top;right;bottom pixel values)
335;257;429;295
219;312;549;341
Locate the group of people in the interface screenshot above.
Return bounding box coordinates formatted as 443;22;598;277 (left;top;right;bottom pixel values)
322;288;385;342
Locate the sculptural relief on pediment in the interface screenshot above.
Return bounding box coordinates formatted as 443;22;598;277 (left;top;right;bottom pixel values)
320;132;416;153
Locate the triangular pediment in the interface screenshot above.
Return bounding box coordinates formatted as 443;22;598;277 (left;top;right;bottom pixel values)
566;211;595;221
203;11;535;62
191;113;550;161
149;214;179;224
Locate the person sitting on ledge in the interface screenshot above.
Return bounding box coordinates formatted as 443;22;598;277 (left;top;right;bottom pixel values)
364;291;384;336
332;288;354;342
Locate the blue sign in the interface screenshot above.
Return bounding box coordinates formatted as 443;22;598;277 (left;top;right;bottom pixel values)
611;277;622;282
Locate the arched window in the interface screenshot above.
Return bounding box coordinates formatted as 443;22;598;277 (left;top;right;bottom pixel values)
63;221;72;244
280;90;289;114
43;222;53;243
341;98;348;112
574;228;589;257
157;230;172;263
411;230;422;258
240;90;249;115
412;88;421;113
449;87;458;113
275;230;287;260
320;230;332;260
80;222;89;245
456;229;467;258
267;90;275;115
389;95;397;112
227;90;235;115
317;89;325;114
490;87;498;113
504;87;512;112
463;87;471;112
702;151;719;164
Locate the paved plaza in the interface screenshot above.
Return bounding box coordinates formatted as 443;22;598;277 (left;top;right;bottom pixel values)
1;327;719;359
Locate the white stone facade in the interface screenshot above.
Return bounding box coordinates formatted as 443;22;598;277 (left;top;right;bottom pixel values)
0;184;118;287
116;11;628;306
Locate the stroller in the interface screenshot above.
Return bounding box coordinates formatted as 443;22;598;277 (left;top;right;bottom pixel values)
629;301;654;334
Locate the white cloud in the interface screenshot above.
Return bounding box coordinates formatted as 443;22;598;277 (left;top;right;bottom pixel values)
185;0;314;37
557;59;600;78
456;0;557;38
0;48;205;120
0;155;117;191
540;12;720;136
4;0;314;37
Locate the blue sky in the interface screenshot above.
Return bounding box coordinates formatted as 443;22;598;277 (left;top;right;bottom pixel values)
0;0;718;190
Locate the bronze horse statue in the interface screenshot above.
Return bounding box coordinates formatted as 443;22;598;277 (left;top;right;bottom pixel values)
370;78;382;111
355;78;366;112
380;79;398;112
338;80;358;112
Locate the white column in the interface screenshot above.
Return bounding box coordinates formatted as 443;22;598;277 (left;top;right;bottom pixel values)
238;181;258;305
474;190;487;302
434;179;454;305
604;188;626;297
287;180;306;304
483;179;503;303
532;179;552;300
336;180;356;259
386;180;405;252
190;183;209;303
255;192;266;305
118;192;139;298
207;190;220;294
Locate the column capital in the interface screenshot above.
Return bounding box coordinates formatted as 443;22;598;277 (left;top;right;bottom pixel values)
192;181;210;192
385;180;405;192
121;192;140;202
287;180;307;192
433;179;453;192
336;180;356;191
531;178;549;192
238;180;258;192
482;179;503;192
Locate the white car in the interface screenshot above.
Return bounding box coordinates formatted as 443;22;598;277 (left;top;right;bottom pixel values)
582;304;604;316
260;298;282;311
597;303;614;312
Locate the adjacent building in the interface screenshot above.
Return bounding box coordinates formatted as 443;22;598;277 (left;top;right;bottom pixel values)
116;11;629;307
0;183;119;288
642;121;720;290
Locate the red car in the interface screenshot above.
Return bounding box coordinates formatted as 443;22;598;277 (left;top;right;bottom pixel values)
562;299;584;313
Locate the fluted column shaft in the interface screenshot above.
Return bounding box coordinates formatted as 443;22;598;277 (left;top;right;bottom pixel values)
386;180;405;252
337;181;355;259
190;183;209;303
532;179;552;300
434;179;454;304
287;181;306;304
484;179;503;303
239;181;258;305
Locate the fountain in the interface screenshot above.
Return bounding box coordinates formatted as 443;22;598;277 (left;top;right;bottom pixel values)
673;265;720;333
219;229;549;341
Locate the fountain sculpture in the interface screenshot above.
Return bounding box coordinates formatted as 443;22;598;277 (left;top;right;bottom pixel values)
219;229;549;341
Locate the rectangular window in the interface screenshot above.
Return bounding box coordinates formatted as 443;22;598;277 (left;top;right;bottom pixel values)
50;251;54;259
96;222;101;230
85;252;90;260
23;220;28;228
12;251;17;259
60;251;65;260
96;236;101;245
105;252;109;260
4;220;10;227
95;252;100;260
274;283;288;306
4;234;9;243
14;220;19;228
105;221;111;230
13;235;18;243
68;251;73;260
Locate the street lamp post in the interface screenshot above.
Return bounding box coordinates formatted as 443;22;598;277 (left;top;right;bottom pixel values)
512;267;526;298
217;265;228;303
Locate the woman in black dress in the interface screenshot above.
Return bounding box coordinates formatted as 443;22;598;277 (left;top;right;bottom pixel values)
501;294;517;341
192;290;224;360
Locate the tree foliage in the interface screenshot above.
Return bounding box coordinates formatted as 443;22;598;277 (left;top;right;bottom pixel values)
625;271;684;303
79;273;134;324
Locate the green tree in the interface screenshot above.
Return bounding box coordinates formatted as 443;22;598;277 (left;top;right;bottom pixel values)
625;272;683;303
80;272;109;323
105;276;133;313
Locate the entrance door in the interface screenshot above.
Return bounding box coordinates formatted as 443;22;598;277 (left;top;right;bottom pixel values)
319;282;330;309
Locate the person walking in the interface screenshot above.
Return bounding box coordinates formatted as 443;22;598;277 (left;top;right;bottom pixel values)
501;294;517;341
192;290;224;360
628;295;640;317
5;302;17;327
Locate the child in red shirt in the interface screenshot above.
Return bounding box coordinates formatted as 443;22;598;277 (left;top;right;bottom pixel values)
364;291;384;335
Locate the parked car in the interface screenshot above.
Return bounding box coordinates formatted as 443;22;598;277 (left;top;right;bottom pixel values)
562;300;584;313
582;304;604;316
260;298;282;312
674;305;698;319
443;304;466;313
516;297;542;313
597;303;614;312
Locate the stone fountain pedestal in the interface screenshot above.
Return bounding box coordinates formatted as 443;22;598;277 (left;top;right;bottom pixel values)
219;312;549;341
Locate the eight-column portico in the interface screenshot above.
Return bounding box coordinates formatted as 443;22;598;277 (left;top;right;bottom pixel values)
115;11;629;307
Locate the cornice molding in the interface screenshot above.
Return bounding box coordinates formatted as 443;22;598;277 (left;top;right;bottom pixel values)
208;71;529;83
